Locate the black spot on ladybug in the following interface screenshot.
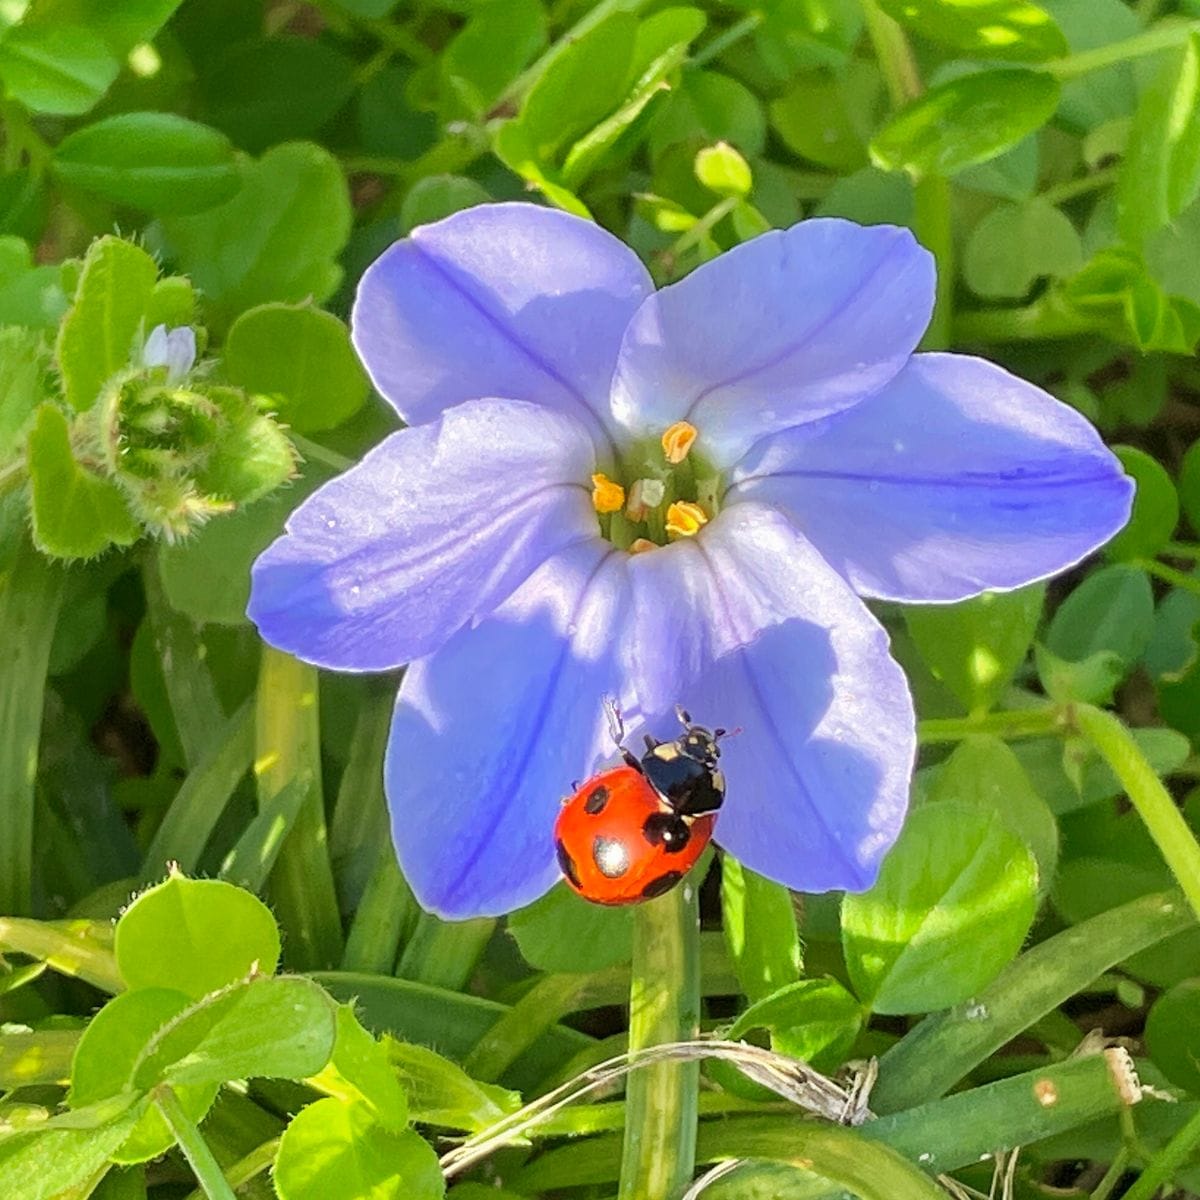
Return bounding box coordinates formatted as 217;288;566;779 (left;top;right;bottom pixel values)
555;838;581;888
642;812;691;853
641;870;683;899
592;835;630;878
584;785;609;814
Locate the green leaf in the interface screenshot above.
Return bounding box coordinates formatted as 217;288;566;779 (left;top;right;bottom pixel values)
694;142;752;198
160;142;351;332
223;304;368;434
308;1006;409;1131
963;199;1082;299
399;175;490;234
842;802;1038;1014
56;235;159;412
905;585;1045;715
52;113;239;215
0;1102;145;1200
68;987;217;1164
1116;33;1200;244
23;0;183;56
927;736;1059;889
1145;978;1200;1096
728;977;863;1071
0;236;68;328
0;168;48;240
157;463;327;625
1044;563;1154;667
769;66;876;172
114;872;281;998
26;403;139;559
199;37;357;155
871;69;1060;177
877;0;1066;60
650;70;767;160
386;1039;519;1131
1035;643;1125;705
720;856;801;1004
275;1097;445;1200
133;975;337;1088
509;884;633;973
0;326;48;461
510;12;636;163
1103;445;1177;561
441;0;545;120
0;21;118;115
1180;438;1200;539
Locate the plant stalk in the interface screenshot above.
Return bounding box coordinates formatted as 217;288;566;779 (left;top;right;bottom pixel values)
617;883;701;1200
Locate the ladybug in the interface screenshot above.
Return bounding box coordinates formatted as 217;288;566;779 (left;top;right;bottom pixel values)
554;705;727;905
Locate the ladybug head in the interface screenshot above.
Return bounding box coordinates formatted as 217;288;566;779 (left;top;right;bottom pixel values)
673;706;725;767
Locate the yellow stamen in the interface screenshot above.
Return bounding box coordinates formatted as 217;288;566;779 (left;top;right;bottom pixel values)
661;420;698;465
665;500;708;539
591;472;625;514
625;477;665;522
629;537;658;554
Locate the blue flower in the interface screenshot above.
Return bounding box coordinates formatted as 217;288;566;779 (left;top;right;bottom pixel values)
248;204;1132;919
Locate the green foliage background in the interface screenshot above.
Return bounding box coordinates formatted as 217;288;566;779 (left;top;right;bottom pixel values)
2;0;1200;1197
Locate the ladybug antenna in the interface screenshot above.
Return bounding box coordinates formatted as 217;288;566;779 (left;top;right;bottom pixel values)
603;695;626;747
675;704;692;728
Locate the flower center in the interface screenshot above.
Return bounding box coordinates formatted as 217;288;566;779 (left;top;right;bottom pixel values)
591;421;722;552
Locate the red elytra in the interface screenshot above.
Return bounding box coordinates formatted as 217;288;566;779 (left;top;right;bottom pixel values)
553;765;717;906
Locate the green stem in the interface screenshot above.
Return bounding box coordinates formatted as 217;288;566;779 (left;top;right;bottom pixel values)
1075;704;1200;922
254;648;344;969
341;843;416;974
954;295;1093;344
1041;166;1121;207
1137;556;1200;598
917;706;1064;745
617;884;701;1200
0;539;65;915
690;12;763;69
670;196;738;262
183;1137;281;1200
155;1086;237;1200
143;554;225;768
1090;1147;1131;1200
1120;1105;1200;1200
1164;541;1200;560
1048;21;1200;81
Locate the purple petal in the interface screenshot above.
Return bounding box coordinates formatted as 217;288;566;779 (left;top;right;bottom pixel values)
351;203;653;452
610;219;934;466
729;353;1134;603
248;399;596;671
628;503;914;893
386;542;633;919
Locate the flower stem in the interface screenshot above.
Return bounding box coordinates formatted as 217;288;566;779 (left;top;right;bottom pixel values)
691;12;764;68
1120;1105;1200;1200
1136;556;1200;598
917;706;1065;744
617;883;701;1200
155;1086;237;1200
1041;166;1121;207
1048;21;1199;81
1075;704;1200;922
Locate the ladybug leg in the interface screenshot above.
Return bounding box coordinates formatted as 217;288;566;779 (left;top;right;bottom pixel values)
642;733;660;752
675;704;692;729
620;747;642;772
